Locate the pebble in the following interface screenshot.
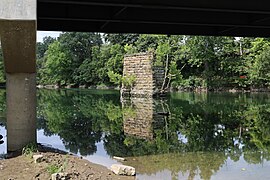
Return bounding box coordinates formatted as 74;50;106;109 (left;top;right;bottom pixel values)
51;172;67;180
33;155;43;163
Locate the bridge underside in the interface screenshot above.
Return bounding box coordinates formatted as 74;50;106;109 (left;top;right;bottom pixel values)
38;0;270;37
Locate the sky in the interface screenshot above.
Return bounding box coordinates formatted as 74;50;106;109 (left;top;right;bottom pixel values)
37;31;61;42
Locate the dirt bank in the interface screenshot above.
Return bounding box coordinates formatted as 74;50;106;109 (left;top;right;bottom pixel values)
0;152;135;180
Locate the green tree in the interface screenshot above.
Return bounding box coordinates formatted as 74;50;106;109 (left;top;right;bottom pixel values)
247;38;270;87
76;46;109;85
104;33;139;46
37;36;57;59
135;34;163;52
105;44;125;85
36;36;57;84
58;32;102;85
43;41;72;85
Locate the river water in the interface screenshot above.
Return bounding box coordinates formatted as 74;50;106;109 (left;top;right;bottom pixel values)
0;89;270;179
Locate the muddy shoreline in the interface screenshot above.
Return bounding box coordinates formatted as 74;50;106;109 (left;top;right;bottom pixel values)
0;151;135;180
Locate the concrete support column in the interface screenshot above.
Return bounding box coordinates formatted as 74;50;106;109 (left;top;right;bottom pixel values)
6;73;37;151
0;0;37;152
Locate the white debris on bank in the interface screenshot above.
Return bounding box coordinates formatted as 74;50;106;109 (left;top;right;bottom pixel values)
112;156;126;161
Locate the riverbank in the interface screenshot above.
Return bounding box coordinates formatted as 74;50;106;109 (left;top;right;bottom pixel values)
0;152;135;180
37;84;120;90
173;86;270;93
37;84;270;93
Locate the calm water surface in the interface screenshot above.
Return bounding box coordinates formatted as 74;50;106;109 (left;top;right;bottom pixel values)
1;89;270;180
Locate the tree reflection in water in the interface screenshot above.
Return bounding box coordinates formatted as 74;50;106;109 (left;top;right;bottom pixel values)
1;89;270;179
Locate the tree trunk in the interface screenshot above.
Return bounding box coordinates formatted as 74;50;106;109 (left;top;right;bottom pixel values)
161;54;169;92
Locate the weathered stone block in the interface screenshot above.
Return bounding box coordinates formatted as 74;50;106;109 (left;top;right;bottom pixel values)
111;164;136;176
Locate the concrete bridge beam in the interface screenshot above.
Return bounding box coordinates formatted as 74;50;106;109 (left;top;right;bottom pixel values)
0;0;37;152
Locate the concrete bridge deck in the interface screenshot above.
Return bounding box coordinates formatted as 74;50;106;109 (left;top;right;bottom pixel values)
37;0;270;37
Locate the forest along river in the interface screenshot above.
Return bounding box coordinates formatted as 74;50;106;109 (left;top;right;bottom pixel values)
1;89;270;179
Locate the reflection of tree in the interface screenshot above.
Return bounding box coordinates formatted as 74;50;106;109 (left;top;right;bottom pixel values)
123;152;226;180
168;95;237;153
78;96;123;135
242;105;270;151
38;90;107;155
243;151;262;164
37;93;54;136
101;93;270;180
178;112;241;152
104;94;270;158
228;147;242;162
103;133;132;157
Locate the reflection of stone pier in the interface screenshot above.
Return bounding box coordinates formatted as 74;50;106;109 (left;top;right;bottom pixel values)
122;98;154;140
122;97;166;140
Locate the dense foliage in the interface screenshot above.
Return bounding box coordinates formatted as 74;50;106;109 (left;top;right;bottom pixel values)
1;33;270;89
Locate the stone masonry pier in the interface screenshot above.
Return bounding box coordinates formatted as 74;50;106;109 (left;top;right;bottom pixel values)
121;53;165;97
